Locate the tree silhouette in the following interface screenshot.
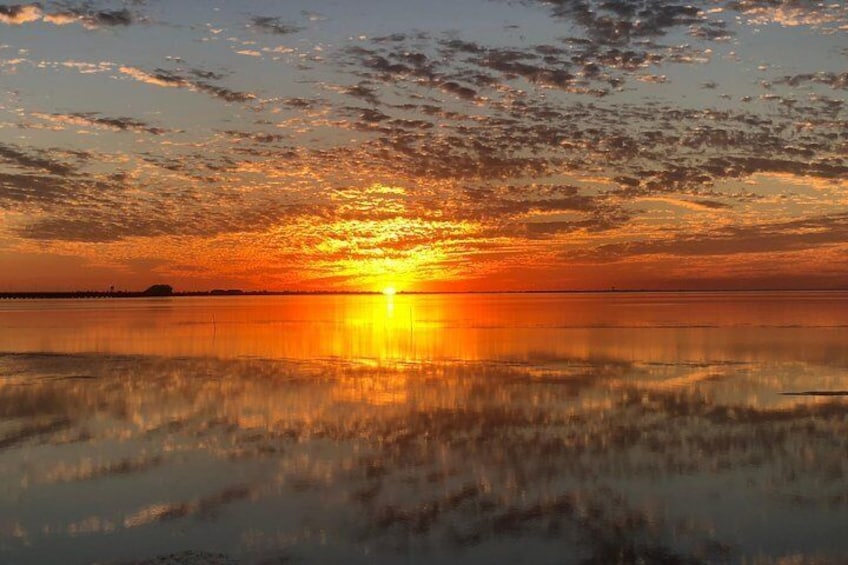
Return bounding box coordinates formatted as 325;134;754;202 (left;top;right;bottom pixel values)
143;284;173;296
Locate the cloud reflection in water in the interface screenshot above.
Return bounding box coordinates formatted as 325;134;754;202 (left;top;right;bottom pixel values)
0;293;847;563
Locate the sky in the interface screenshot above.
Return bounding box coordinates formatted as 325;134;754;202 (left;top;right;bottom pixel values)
0;0;846;292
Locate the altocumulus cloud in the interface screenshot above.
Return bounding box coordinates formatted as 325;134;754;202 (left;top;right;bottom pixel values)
0;3;41;24
0;0;846;289
0;3;134;28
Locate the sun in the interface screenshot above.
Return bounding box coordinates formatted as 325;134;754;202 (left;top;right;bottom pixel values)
382;286;397;296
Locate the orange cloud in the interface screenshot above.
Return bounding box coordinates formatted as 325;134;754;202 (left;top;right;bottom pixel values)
0;4;41;25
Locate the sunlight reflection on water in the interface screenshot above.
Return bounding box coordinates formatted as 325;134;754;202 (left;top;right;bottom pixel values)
1;293;847;564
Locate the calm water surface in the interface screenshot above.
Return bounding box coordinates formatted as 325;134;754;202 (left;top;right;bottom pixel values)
1;292;847;564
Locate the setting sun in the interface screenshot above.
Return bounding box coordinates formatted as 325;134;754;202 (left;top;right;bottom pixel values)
382;286;397;296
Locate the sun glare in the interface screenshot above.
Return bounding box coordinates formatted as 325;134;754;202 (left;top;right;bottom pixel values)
382;286;397;296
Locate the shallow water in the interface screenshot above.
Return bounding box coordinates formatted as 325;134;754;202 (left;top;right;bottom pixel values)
1;292;847;564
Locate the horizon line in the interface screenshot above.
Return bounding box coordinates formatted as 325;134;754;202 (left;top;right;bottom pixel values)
1;287;847;299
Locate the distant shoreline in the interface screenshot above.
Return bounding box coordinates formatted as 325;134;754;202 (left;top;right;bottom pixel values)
0;288;845;299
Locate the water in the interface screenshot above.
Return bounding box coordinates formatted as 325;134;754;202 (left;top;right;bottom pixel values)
1;292;847;564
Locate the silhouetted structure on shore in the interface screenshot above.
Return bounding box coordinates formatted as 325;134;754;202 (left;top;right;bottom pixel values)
0;284;176;299
143;284;174;297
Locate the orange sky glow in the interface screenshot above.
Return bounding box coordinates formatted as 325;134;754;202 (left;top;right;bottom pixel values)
1;1;846;292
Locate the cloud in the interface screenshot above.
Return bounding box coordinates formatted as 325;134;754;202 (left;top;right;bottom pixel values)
0;143;130;214
0;3;41;24
572;213;848;261
46;7;133;28
344;82;381;105
0;168;126;210
341;21;719;110
729;0;848;30
0;143;78;176
0;3;134;28
220;130;287;144
194;81;255;103
0;172;78;204
525;0;707;45
2;0;847;290
525;0;847;40
32;112;169;135
42;11;78;25
329;37;845;196
119;66;255;103
85;8;132;26
776;72;848;90
250;15;303;35
119;66;184;88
